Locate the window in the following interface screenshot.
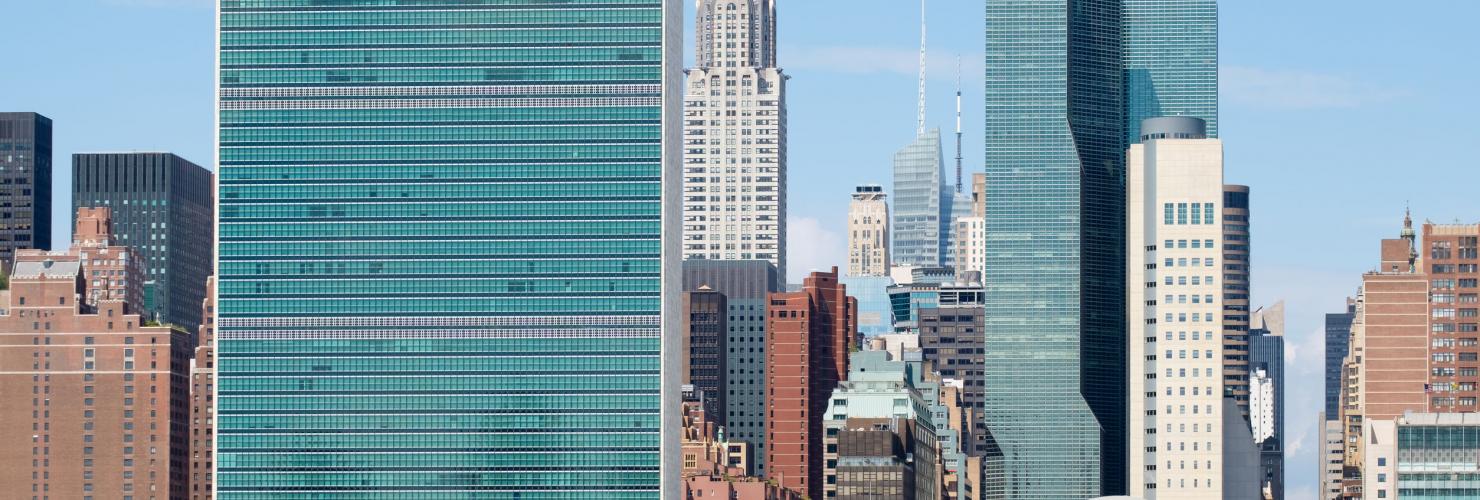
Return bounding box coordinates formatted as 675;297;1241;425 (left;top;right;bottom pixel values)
1177;203;1188;225
1164;203;1174;225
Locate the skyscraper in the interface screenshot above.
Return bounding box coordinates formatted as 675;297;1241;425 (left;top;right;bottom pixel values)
683;259;780;472
1222;184;1252;415
1249;301;1287;499
683;287;728;426
1127;116;1229;498
894;128;949;268
983;0;1126;495
0;112;53;264
1124;0;1220;142
1325;300;1355;418
73;152;213;332
765;268;855;499
215;1;681;497
848;184;890;277
683;0;787;278
0;212;191;500
1421;221;1480;412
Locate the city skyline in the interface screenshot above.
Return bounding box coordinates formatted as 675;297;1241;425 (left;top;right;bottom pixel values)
3;1;1480;499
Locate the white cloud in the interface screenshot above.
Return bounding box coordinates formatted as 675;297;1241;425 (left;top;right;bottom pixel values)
785;216;847;284
784;45;984;83
1222;65;1407;110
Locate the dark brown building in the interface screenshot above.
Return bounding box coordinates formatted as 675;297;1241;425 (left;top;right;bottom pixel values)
0;250;190;500
684;287;728;425
0;112;53;266
1423;222;1480;412
765;267;855;499
189;277;216;500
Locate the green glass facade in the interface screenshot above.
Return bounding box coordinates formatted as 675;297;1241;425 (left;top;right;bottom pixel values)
1398;420;1480;499
982;0;1125;497
216;0;677;498
1124;0;1219;142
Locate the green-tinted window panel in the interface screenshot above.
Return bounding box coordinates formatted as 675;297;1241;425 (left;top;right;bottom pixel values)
221;28;661;48
221;107;661;126
221;124;661;144
220;144;659;162
224;0;660;9
218;296;660;315
221;66;660;86
219;277;660;295
223;47;663;66
221;451;659;469
219;259;660;277
220;182;657;201
217;163;660;182
220;354;657;373
218;220;659;239
218;240;659;258
221;413;662;431
222;9;659;28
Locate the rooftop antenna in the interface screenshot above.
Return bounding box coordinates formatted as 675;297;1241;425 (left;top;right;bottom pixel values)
916;0;927;137
954;55;963;194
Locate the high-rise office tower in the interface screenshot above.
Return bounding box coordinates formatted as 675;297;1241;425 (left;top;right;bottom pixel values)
1123;0;1219;142
73;152;213;332
215;1;681;497
895;3;951;269
1422;221;1480;412
894;128;949;268
1222;184;1252;415
1128;117;1230;498
0;112;53;263
683;287;728;425
0;220;191;499
765;268;855;499
683;0;787;278
190;276;216;500
1249;301;1286;499
683;259;780;472
983;0;1127;495
848;184;890;277
1324;300;1355;418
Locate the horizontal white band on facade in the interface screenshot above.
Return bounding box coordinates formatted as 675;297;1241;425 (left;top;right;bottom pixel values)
220;96;660;110
218;328;660;340
222;84;660;99
220;315;658;328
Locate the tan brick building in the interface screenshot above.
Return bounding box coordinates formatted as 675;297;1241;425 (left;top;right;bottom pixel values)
189;277;215;500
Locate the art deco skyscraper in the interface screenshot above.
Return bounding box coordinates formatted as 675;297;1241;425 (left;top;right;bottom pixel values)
215;1;682;497
683;0;787;278
848;184;889;277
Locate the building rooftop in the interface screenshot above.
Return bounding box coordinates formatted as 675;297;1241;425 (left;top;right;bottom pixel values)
11;258;80;279
1400;411;1480;426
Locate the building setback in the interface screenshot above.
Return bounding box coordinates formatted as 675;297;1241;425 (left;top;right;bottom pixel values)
0;112;53;264
683;0;787;277
215;1;681;496
73;152;212;332
765;267;855;499
1249;302;1286;499
683;259;780;472
189;276;216;500
683;287;728;426
0;242;190;499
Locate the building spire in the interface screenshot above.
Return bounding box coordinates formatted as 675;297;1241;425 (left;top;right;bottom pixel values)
954;54;963;194
917;0;927;136
1402;203;1417;272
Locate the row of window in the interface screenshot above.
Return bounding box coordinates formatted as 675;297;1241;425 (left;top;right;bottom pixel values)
224;47;660;68
222;202;659;221
222;9;658;29
220;220;657;239
1163;202;1216;225
219;296;658;315
219;239;658;258
222;124;659;144
221;258;656;277
220;144;659;162
222;27;661;47
218;431;658;450
221;106;658;126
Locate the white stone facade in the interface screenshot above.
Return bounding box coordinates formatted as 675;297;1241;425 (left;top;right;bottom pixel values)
1128;120;1229;499
683;0;787;278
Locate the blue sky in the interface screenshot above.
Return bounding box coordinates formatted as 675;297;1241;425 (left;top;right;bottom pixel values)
2;1;1478;498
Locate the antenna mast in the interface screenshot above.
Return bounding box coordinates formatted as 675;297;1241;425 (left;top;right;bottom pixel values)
954;55;963;194
917;0;927;136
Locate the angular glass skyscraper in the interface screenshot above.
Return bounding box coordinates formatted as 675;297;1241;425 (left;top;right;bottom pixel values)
1124;0;1219;142
982;0;1126;497
892;128;949;268
215;1;680;497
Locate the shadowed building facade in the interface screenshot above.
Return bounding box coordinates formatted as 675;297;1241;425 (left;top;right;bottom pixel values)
0;112;53;265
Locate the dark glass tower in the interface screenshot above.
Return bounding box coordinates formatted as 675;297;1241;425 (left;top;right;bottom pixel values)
983;0;1125;497
73;152;213;332
0;112;53;265
215;0;680;497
